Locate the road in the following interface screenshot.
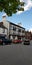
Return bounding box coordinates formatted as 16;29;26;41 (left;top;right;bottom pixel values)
0;44;32;65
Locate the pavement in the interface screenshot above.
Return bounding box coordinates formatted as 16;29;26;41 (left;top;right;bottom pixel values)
0;43;32;65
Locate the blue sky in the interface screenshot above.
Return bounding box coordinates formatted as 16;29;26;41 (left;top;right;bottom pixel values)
0;0;32;31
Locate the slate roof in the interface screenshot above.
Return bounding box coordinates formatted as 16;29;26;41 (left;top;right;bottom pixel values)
1;20;25;30
8;21;25;30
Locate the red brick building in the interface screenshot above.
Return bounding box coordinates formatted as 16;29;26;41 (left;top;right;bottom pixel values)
25;31;32;40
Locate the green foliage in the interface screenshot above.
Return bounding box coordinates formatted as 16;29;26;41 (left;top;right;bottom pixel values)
0;0;24;16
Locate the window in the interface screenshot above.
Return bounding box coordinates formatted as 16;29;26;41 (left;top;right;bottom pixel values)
13;26;16;31
3;29;5;33
9;25;13;30
18;29;21;32
22;30;24;33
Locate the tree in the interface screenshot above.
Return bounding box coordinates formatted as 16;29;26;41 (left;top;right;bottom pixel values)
0;0;24;16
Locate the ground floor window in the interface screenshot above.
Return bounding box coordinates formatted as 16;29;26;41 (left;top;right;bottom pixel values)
18;36;21;40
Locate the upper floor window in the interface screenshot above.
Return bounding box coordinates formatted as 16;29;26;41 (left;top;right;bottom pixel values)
18;29;21;32
22;30;25;33
3;29;5;33
9;25;13;30
13;26;16;31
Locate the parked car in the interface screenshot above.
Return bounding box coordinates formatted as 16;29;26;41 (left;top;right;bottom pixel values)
12;39;22;44
0;39;3;45
23;40;30;45
0;36;12;45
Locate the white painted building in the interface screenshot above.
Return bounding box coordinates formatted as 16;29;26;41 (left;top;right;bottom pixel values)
0;22;7;37
0;14;25;40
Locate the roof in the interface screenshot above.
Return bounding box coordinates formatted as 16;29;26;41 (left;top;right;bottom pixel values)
0;22;7;29
1;15;25;29
1;20;25;30
8;21;25;30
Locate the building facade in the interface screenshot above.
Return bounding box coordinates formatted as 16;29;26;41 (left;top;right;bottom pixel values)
0;15;25;40
9;23;25;40
0;22;7;37
25;31;32;40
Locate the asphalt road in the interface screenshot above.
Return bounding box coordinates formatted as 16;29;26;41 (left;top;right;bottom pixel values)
0;44;32;65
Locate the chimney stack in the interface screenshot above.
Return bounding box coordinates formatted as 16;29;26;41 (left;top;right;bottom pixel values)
18;22;22;26
2;13;7;22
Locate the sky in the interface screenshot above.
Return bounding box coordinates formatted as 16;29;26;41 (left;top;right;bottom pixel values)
0;0;32;31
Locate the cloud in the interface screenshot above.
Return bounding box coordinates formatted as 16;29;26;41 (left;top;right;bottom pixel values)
24;0;32;11
16;11;23;14
17;0;32;14
29;28;32;32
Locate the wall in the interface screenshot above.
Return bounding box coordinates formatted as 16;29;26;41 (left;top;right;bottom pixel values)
0;28;7;35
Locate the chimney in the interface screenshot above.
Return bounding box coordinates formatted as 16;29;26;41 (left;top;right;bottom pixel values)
18;22;22;26
2;13;7;22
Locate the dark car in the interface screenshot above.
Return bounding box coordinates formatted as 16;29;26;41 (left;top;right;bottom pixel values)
0;36;12;45
23;40;30;45
0;39;3;45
